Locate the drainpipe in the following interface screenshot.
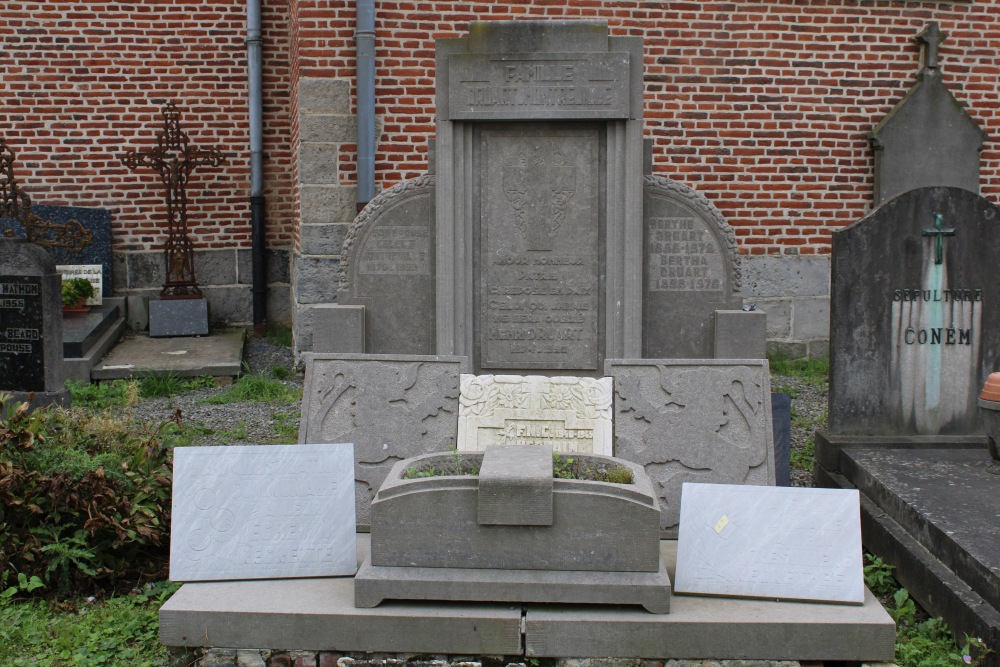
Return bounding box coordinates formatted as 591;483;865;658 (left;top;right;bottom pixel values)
247;0;267;332
356;0;376;209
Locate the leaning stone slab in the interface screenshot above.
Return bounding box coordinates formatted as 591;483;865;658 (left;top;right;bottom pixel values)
674;483;864;604
605;359;775;535
170;443;356;581
299;353;470;528
457;374;613;455
369;449;660;573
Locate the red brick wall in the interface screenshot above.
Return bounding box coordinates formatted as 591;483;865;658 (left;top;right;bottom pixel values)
4;2;999;257
294;0;1000;256
1;1;294;252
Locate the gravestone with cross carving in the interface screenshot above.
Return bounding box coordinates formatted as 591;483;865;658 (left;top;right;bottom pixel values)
120;101;227;336
827;186;1000;436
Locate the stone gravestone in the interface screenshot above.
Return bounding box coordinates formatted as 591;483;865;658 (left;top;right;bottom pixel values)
674;483;864;604
605;359;775;535
299;353;469;528
336;175;436;354
827;186;1000;436
170;443;356;581
0;238;70;409
456;374;613;455
870;23;985;206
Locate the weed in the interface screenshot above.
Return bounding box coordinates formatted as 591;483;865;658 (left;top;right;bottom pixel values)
264;322;294;347
219;420;249;441
552;452;576;479
201;371;300;405
768;354;829;385
138;374;213;399
790;436;815;471
272;411;300;444
66;379;140;410
270;364;294;380
863;553;898;599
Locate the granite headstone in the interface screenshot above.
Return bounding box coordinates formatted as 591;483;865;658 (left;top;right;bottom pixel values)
170;443;357;581
0;238;70;408
299;353;470;528
829;186;1000;436
605;358;775;534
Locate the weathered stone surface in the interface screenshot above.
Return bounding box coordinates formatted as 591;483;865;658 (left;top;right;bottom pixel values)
149;298;209;337
170;444;356;581
870;23;985;205
714;310;766;360
298;78;352;114
301;185;358;226
127;251;165;289
312;305;365;353
299;353;470;527
478;445;554;526
741;255;830;299
237;248;291;286
201;286;252;325
674;483;864;604
338;176;435;355
300;224;348;257
369;451;658;572
0;239;67;400
605;359;775;534
829;186;1000;436
642;175;743;359
457;374;613;455
477;126;602;370
295;256;340;305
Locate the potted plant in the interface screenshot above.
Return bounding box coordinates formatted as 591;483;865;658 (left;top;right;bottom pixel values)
61;277;94;312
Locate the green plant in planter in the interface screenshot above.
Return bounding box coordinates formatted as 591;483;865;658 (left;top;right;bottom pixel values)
61;277;95;308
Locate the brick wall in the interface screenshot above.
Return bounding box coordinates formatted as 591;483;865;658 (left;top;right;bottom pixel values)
2;1;295;253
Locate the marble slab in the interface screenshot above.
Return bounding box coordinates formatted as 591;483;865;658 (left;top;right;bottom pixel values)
170;443;357;582
457;374;613;455
674;482;864;604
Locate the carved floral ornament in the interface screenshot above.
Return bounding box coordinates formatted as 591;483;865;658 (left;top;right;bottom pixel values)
459;374;613;421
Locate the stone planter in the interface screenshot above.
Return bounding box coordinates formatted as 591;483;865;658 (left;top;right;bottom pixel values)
355;445;672;613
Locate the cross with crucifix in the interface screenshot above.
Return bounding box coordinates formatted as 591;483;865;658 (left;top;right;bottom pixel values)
922;212;955;265
120;101;228;299
1;137;92;253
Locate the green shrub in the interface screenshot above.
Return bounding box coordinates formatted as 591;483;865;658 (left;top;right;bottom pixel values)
0;395;176;596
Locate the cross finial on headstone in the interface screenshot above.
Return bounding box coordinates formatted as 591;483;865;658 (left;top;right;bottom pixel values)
0;137;92;253
120;101;228;299
921;212;955;265
916;22;946;72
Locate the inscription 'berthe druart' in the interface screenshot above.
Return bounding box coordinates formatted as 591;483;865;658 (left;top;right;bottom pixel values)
647;218;723;292
479;128;600;370
358;226;430;275
449;54;631;120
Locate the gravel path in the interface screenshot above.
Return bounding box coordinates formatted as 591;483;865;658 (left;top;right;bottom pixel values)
125;339;828;485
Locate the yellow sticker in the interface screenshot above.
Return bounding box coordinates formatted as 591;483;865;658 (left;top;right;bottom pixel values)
714;514;730;534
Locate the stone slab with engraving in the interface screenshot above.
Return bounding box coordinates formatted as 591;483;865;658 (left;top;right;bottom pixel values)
457;374;613;455
57;264;103;306
169;443;356;581
829;186;1000;436
642;175;743;358
0;239;69;408
338;175;436;355
299;353;469;528
1;205;113;297
605;359;775;534
478;126;602;371
675;482;864;604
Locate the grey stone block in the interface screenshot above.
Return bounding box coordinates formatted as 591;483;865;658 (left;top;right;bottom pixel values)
312;304;365;353
127;251;164;289
741;255;830;298
300;223;348;257
193;249;238;286
112;252;128;291
295;256;341;304
298;78;352;114
235;649;267;667
149;298;209;337
605;359;775;535
767;340;807;361
126;295;149;331
266;286;292;324
294;304;316;355
300;115;357;144
791;297;830;341
758;299;791;339
236;248;291;285
354;555;672;614
299;353;470;528
202;286;252;324
714;310;766;359
300;143;344;184
301;185;358;226
478;445;553;526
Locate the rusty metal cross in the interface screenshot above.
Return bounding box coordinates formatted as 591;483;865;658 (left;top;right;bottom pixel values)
120;101;227;299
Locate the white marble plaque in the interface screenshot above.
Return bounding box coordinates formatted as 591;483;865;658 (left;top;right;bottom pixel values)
170;443;357;582
57;264;103;305
674;482;864;604
457;374;612;455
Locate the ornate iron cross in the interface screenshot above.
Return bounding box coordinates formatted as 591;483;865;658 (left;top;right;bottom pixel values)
120;101;227;299
0;138;93;253
921;212;955;265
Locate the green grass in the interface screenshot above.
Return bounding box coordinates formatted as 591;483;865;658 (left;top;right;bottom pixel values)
0;581;190;667
66;379;139;411
263;322;294;347
768;354;829;385
200;372;300;405
272;411;300;443
138;374;215;399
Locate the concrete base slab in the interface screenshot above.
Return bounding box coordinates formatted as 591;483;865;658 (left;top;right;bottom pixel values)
92;329;244;380
161;536;894;661
355;554;672;614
